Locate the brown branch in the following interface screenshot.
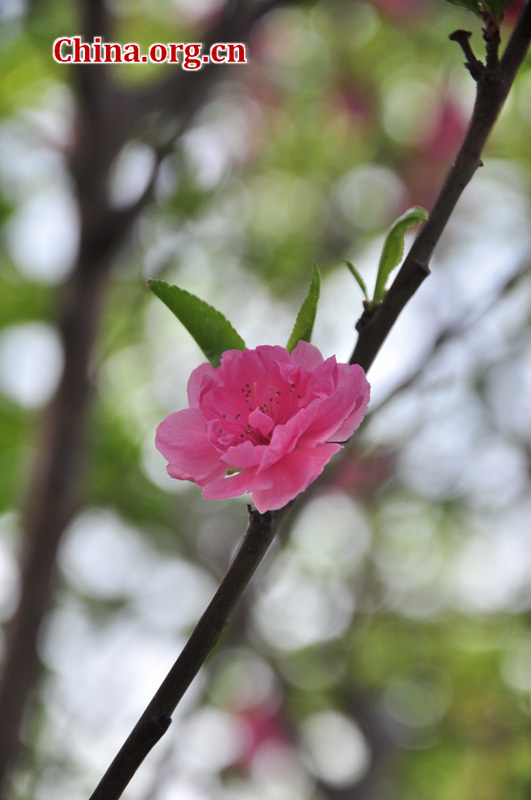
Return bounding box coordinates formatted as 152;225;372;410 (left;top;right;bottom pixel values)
0;255;110;797
85;7;530;798
2;3;528;797
350;2;531;373
88;503;293;800
97;0;304;153
84;6;531;780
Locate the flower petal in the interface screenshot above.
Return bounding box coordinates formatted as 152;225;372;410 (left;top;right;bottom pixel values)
257;404;318;472
221;440;268;469
155;409;226;486
290;340;325;369
299;363;370;445
248;407;275;437
329;366;371;440
202;466;273;501
187;361;218;407
156;342;370;509
200;347;286;422
251;443;342;512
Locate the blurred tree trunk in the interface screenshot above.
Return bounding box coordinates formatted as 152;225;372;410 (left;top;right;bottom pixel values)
0;0;294;792
0;6;127;788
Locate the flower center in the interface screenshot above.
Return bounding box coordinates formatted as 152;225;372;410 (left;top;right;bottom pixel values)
213;377;304;449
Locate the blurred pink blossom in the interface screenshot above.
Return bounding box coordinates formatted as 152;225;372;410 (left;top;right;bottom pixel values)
504;1;525;23
156;342;370;513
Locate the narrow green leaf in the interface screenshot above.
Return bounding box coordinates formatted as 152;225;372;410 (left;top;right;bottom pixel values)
286;263;321;352
148;279;245;367
344;260;369;302
443;0;512;22
373;206;429;303
444;0;482;17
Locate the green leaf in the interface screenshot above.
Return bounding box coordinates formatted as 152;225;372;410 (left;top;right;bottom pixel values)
373;206;429;303
344;260;369;302
444;0;482;17
443;0;513;22
286;263;321;352
148;280;245;367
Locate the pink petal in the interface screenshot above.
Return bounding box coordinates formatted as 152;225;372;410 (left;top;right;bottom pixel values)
157;343;370;511
258;405;318;472
200;348;285;423
248;407;275;437
221;440;268;469
307;356;337;399
206;418;236;450
290;340;325;370
156;409;226;486
187;361;218;407
251;443;342;512
299;364;370;445
330;366;371;440
202;466;273;501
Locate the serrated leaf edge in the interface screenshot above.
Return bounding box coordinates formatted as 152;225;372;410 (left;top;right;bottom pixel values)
286;263;322;352
148;279;245;367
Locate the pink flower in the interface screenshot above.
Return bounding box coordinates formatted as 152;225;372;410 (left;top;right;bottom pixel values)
156;341;370;513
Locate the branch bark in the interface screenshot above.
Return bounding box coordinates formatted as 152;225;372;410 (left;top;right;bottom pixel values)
86;7;531;798
350;2;531;373
88;504;292;800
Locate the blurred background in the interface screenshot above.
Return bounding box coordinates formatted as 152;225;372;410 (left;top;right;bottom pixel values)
1;0;531;798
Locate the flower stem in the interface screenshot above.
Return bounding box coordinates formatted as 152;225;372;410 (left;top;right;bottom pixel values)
88;503;292;800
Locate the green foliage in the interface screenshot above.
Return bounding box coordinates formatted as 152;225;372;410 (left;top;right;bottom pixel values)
0;280;52;329
373;206;429;303
0;399;30;512
443;0;515;23
344;260;369;302
86;402;173;529
286;263;321;352
148;280;245;367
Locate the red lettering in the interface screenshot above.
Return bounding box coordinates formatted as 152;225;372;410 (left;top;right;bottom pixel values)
226;44;246;64
168;43;183;63
53;37;72;63
103;43;122;62
52;38;247;67
123;43;141;64
72;36;91;63
92;35;102;63
149;44;167;63
210;44;227;64
183;43;202;71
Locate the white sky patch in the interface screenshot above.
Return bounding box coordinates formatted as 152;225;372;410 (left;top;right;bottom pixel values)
6;188;78;282
0;322;63;408
109;142;156;209
300;710;371;787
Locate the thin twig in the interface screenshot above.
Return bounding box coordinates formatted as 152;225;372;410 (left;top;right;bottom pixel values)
350;2;531;373
88;503;292;800
449;29;484;79
85;6;531;798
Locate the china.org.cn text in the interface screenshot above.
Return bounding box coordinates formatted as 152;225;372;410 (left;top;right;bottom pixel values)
53;37;247;70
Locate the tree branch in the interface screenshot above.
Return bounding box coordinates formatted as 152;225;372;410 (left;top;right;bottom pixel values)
350;2;531;373
87;7;531;798
88;503;293;800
